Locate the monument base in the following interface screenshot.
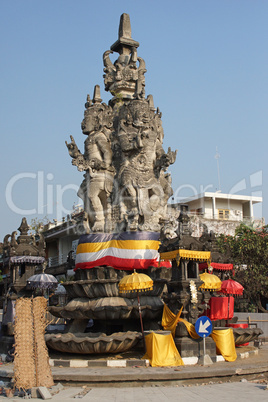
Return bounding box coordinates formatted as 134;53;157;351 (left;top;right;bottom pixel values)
174;336;216;358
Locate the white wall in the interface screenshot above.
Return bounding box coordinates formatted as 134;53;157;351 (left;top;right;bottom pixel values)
188;199;203;213
59;235;79;256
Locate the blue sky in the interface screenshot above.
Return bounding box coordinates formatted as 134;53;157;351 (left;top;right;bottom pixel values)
0;0;267;239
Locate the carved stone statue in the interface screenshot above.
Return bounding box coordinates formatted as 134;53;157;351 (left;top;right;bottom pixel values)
66;86;115;232
66;13;177;233
114;95;177;231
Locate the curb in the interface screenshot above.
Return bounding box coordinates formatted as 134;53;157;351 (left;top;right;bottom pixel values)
49;358;150;368
49;348;258;368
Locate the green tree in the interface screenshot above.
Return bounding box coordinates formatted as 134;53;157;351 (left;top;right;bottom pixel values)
30;216;49;234
217;223;268;312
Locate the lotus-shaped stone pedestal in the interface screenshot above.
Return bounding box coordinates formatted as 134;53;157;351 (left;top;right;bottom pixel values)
49;296;164;321
45;331;142;354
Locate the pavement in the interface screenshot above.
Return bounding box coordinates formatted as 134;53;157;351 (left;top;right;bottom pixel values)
3;381;266;402
0;344;267;401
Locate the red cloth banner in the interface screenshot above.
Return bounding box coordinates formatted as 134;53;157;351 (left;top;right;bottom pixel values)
206;296;234;320
199;262;233;271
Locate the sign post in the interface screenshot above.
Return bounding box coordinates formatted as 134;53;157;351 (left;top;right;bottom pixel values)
195;316;213;366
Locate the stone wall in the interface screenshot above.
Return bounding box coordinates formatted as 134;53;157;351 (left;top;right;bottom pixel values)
189;216;241;237
188;215;264;237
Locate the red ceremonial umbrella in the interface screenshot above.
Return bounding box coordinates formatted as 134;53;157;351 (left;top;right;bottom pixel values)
220;279;244;296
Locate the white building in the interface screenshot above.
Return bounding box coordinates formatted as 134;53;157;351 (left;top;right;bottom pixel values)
171;192;263;237
43;205;86;276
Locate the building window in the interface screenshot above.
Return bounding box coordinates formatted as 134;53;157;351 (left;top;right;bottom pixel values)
190;208;203;216
218;209;230;220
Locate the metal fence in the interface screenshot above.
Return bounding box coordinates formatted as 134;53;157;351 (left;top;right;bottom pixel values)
47;253;68;268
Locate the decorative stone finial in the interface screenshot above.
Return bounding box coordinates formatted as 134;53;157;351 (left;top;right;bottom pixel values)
111;13;139;54
18;217;30;236
93;85;102;104
103;14;145;101
118;13;131;39
85;94;92;109
147;95;155;111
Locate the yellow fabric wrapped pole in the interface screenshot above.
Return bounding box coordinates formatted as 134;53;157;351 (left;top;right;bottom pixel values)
161;303;199;339
161;304;237;362
211;328;237;362
143;332;184;367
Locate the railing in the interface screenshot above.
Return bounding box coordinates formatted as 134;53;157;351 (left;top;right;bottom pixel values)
183;211;264;224
47;253;69;268
237;316;268;326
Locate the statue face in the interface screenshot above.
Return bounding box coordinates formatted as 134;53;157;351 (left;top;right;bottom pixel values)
149;194;160;212
81;107;100;134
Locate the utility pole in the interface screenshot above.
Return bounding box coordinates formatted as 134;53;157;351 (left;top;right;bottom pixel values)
215;146;221;191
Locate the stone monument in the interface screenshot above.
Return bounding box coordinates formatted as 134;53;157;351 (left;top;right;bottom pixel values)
66;13;177;234
47;13;176;354
47;14;262;356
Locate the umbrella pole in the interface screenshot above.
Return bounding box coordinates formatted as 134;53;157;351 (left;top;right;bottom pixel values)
137;292;146;352
137;292;144;335
227;295;230;326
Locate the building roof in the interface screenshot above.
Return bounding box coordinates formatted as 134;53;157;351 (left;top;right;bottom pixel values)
179;192;263;205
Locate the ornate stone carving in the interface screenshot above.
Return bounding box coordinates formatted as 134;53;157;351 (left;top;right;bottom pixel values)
66;15;177;233
114;95;177;231
45;331;142;355
2;218;46;295
66;86;115;232
103;13;144;101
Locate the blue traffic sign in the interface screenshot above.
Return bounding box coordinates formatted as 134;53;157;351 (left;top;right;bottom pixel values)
195;316;213;338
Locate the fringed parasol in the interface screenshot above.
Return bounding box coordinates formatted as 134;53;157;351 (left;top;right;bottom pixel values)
118;270;153;339
27;273;58;290
199;272;222;291
220;279;244;296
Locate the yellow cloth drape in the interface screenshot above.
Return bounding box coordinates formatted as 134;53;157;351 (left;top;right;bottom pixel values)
211;328;237;362
143;332;184;367
161;304;237;362
177;249;211;261
160;249;211;265
161;304;182;337
161;304;199;339
159;250;181;261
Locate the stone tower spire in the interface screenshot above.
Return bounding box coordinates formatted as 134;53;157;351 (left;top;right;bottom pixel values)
110;13;139;55
103;13;146;101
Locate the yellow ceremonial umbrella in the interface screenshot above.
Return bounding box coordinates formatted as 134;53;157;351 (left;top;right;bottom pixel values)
118;270;153;336
199;271;222;291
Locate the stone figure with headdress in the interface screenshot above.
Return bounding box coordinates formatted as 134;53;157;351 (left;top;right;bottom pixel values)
66;85;115;232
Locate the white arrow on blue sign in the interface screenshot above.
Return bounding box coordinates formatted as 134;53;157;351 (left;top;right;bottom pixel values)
195;316;213;338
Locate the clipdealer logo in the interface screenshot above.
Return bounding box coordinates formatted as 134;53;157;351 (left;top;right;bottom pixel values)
5;171;79;220
5;169;263;221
